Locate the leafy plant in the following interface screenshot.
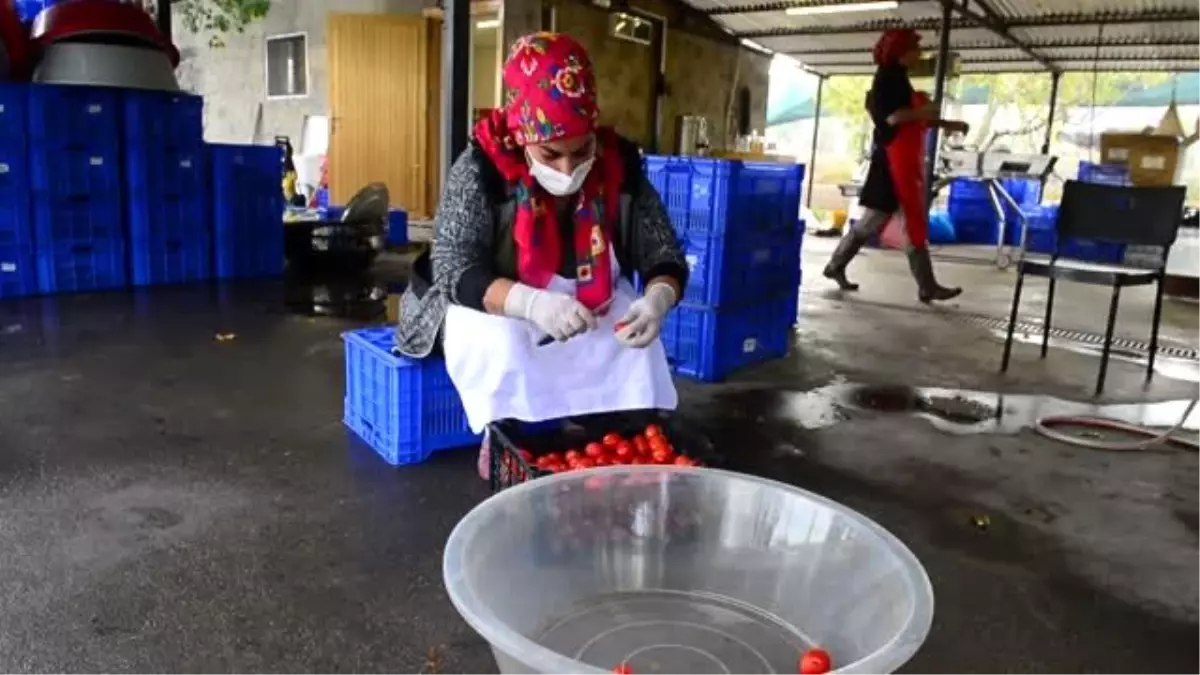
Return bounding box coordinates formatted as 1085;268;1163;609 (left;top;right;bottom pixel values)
176;0;271;47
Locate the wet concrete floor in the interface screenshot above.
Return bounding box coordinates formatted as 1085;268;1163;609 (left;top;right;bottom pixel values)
0;272;1196;673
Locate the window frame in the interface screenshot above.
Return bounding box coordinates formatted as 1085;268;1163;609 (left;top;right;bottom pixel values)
265;32;311;101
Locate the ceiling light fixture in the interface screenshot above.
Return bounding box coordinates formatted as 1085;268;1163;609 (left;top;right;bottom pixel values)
475;18;501;29
785;1;899;16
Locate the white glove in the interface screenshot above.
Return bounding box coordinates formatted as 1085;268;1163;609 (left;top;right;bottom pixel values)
615;282;677;348
504;283;597;342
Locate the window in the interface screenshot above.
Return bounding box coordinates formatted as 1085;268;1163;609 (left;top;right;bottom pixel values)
266;33;308;99
609;11;654;46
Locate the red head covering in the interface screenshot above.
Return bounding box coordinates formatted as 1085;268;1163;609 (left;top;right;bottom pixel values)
873;28;920;66
471;32;623;313
502;32;599;145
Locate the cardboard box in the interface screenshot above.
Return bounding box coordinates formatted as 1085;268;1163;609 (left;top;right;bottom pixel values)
1099;132;1181;187
386;294;400;323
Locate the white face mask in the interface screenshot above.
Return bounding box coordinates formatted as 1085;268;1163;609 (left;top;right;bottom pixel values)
528;155;595;196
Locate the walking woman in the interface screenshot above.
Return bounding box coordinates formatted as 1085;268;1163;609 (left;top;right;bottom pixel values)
823;28;969;303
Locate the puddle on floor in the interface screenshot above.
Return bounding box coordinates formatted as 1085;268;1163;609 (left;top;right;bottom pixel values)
734;382;1200;436
284;273;387;320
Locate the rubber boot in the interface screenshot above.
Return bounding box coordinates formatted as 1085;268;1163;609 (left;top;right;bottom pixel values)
823;230;869;291
907;247;962;303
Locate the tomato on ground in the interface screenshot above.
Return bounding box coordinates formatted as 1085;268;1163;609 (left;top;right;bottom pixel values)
614;441;634;460
602;432;623;448
612;664;633;674
644;424;663;439
564;449;582;463
584;442;606;458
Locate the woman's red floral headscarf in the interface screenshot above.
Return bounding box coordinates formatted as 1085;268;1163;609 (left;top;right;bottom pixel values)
472;32;623;313
873;28;920;66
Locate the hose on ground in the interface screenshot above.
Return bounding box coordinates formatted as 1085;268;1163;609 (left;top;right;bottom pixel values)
1034;399;1199;452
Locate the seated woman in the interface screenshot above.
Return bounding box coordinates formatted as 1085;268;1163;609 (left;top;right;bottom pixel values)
395;32;688;472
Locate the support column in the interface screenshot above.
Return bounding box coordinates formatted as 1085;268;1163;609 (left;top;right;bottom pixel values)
156;0;172;43
441;0;471;182
1042;70;1061;155
924;0;953;207
805;75;825;208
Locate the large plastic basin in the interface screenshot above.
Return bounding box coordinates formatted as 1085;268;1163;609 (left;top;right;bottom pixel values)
443;467;933;674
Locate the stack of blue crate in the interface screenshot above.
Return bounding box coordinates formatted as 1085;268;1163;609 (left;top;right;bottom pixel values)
210;144;284;279
947;177;1041;245
645;156;804;383
124;91;211;286
0;84;36;299
28;85;127;294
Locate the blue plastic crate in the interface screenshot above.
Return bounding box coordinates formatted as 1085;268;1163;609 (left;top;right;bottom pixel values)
343;326;479;466
0;83;29;142
32;196;124;245
36;239;127;294
0;196;36;299
210;144;284;279
125;144;208;197
27;84;121;144
1004;204;1058;247
644;156;804;237
122;90;204;148
660;294;795;382
30;143;123;197
950;213;1000;245
949;178;1041;229
388;209;408;245
127;193;212;287
1077;161;1131;186
681;227;801;307
0;137;30;197
14;0;62;21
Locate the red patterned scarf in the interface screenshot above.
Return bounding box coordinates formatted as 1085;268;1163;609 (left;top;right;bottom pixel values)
471;32;623;313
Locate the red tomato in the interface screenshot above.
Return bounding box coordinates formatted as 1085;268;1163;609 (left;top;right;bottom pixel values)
614;441;634;460
799;648;831;675
645;424;663;439
632;435;649;454
651;448;674;464
594;456;613;467
612;664;633;675
518;449;534;464
564;449;582;463
630;457;647;465
673;455;694;466
584;443;605;458
575;458;596;470
566;457;582;470
602;432;623;448
545;462;566;473
649;436;670;453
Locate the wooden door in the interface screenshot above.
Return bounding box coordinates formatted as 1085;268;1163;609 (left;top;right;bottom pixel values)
329;14;439;216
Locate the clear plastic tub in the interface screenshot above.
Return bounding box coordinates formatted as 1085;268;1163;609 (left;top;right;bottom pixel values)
443;467;934;674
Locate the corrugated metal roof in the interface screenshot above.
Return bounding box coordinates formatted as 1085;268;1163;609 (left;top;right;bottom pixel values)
681;0;1200;73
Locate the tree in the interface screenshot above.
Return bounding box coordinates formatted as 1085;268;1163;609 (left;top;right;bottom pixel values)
817;76;873;160
956;71;1172;150
177;0;271;47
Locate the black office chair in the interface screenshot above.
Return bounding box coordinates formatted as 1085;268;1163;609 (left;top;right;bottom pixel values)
1000;180;1187;395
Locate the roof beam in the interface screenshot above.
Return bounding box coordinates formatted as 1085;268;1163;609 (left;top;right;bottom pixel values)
942;0;1055;70
810;61;1199;76
733;8;1199;36
706;0;923;16
783;37;1200;56
803;55;1199;68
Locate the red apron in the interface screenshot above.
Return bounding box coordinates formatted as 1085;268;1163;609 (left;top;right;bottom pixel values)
884;91;930;249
